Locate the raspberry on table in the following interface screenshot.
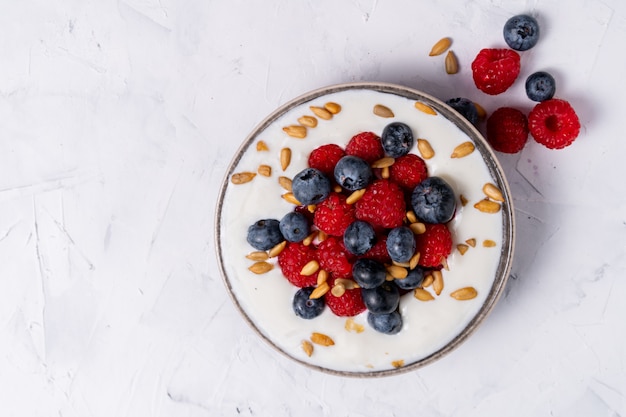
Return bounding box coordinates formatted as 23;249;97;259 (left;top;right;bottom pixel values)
471;48;521;95
324;276;367;317
316;236;355;279
308;144;345;176
486;107;529;154
313;192;356;236
388;153;428;191
528;99;581;149
277;242;319;288
355;179;406;229
414;223;453;268
345;131;385;163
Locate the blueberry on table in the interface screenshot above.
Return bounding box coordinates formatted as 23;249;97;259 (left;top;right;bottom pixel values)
352;258;387;289
334;155;373;191
445;98;479;125
525;71;556;102
503;14;540;51
411;176;456;224
292;167;331;205
343;220;376;255
361;281;400;315
292;287;325;319
246;219;283;250
279;211;310;242
394;267;425;291
381;122;414;158
386;226;416;264
367;310;403;335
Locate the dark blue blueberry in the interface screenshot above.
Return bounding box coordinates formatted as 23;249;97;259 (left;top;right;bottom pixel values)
367;310;403;335
386;226;416;264
525;71;556;102
246;219;283;251
411;176;456;224
343;220;376;255
279;211;310;242
292;168;331;205
352;258;387;289
334;155;373;191
445;98;479;126
381;122;414;158
503;14;540;51
394;267;424;290
292;287;325;319
361;282;400;315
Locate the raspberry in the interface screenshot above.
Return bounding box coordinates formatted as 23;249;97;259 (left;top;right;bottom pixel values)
345;132;385;163
528;99;581;149
308;144;345;176
324;276;366;317
316;236;355;279
355;179;406;229
277;242;319;288
388;153;428;190
414;223;453;268
313;192;356;236
486;107;529;153
471;48;521;95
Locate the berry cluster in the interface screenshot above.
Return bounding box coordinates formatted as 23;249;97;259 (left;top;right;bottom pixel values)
246;126;455;335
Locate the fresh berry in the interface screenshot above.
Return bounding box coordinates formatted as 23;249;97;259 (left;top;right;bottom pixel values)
386;226;416;264
381;122;414;158
324;276;366;317
361;281;400;315
333;155;373;191
471;48;521;95
445;97;479;125
411;176;456;224
279;211;310;242
308;144;345;176
528;99;581;149
414;223;453;268
525;71;556;102
313;192;355;236
503;14;540;51
355;179;406;229
351;258;387;289
277;242;319;287
486;107;529;153
292;287;325;319
360;235;392;264
343;220;376;256
291;168;331;205
345;132;385;163
316;236;355;279
394;267;425;290
367;311;402;335
246;219;283;251
388;153;428;191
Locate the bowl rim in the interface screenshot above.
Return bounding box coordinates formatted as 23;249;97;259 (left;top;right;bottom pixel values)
215;81;515;378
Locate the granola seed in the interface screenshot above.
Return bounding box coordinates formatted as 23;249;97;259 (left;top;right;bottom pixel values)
303;230;319;246
317;230;328;242
406;210;418;224
300;259;320;276
409;252;420;270
310;106;332;120
474;102;487;120
422;273;433;288
460;194;469;206
335;278;359;290
465;238;476;247
483;183;505;202
391;359;405;368
429;37;452;56
346;188;366;204
280;147;292;171
282;192;302;205
258;164;271;177
417;138;435;159
450;286;478;300
307;204;316;213
381;166;390;179
414;102;437;115
310;332;335;346
316;269;329;286
345;318;365;333
483;239;497;247
432;270;444;296
445;50;459;74
301;340;314;357
246;251;269;261
331;283;346;297
457;244;469;255
409;222;426;235
268;240;287;258
441;256;449;271
371;157;395;168
309;282;330;299
392;260;410;268
414;288;435;301
333;184;343;193
256;140;269;151
324;102;342;114
373;104;394;118
451;141;475;158
387;265;408;279
298;115;318;128
278;176;292;191
474;199;501;213
248;261;273;274
385;273;395;281
283;125;307;138
231;172;256;184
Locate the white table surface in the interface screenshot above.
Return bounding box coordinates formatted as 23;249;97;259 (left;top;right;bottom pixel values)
1;0;625;416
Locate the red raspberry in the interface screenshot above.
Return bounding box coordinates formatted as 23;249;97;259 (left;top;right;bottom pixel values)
355;179;406;229
486;107;529;153
359;234;391;264
316;236;354;279
313;192;355;236
345;132;385;163
277;242;319;288
528;99;581;149
471;48;521;95
308;144;345;176
388;153;428;190
324;276;366;317
414;223;453;268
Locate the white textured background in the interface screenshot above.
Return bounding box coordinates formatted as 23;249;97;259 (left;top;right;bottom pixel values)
1;0;625;416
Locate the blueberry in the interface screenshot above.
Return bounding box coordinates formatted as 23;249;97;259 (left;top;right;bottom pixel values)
411;176;456;224
394;267;424;290
246;219;283;251
292;168;331;205
503;14;540;51
279;211;310;242
445;98;479;125
367;310;403;335
386;226;416;264
381;122;414;158
343;220;376;255
352;258;387;289
292;287;325;319
361;281;400;314
334;155;373;191
525;71;556;102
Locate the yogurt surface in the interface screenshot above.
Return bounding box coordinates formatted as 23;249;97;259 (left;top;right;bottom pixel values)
217;86;511;374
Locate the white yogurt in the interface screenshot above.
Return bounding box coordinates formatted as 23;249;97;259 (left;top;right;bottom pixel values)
218;87;507;374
